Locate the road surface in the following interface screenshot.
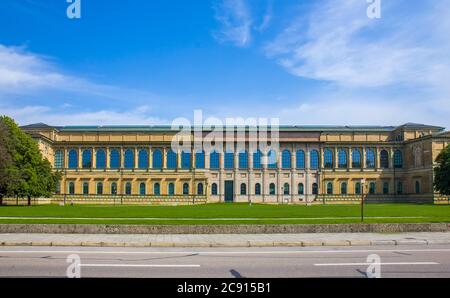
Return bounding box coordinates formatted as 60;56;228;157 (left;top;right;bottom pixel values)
1;245;449;278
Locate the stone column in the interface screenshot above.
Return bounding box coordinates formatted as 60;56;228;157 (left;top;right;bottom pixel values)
92;147;96;169
163;147;167;169
348;147;353;169
78;147;82;169
134;147;138;169
148;147;152;169
106;147;110;169
64;148;68;168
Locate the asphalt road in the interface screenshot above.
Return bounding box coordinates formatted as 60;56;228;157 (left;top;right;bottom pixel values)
0;245;449;278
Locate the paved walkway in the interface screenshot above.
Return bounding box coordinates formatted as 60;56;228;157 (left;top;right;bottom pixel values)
1;232;450;247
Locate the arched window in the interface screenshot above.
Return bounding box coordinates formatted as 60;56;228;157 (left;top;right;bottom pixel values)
326;182;333;194
138;149;149;169
253;150;262;169
369;182;376;194
283;183;290;195
183;183;189;195
111;182;117;195
110;149;120;169
324;149;333;168
211;183;218;195
210;151;220;169
267;150;277;169
82;149;92;168
68;149;78;169
97;182;103;195
167;150;177;169
54;150;63;168
355;182;361;194
96;149;106;169
296;150;305;169
352;149;361;168
195;150;205;169
154;183;160;195
197;183;204;195
125;182;132;195
255;183;261;195
139;182;146;195
338;149;347;168
269;183;276;195
310;150;319;169
124;149;134;169
168;182;175;195
82;182;89;195
240;183;247;195
282;150;291;169
394;150;403;168
224;152;234;169
152;149;163;169
366;149;375;168
383;182;389;194
341;182;347;194
181;151;191;169
415;181;420;194
239;151;248;169
397;181;403;194
298;183;304;195
380;150;389;168
68;182;75;195
312;183;318;195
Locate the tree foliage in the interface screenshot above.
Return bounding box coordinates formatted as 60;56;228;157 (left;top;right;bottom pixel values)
434;144;450;195
0;116;61;203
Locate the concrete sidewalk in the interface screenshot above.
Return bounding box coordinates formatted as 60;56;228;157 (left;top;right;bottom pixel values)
1;232;450;247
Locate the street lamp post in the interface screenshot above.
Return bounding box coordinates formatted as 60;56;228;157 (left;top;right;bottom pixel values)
361;179;365;222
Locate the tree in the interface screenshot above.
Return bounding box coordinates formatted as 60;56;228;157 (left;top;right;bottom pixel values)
0;116;61;205
434;144;450;195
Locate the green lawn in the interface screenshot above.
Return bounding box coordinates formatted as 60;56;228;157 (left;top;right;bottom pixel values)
0;203;449;225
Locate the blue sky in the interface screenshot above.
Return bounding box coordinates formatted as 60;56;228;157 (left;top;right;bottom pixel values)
0;0;449;128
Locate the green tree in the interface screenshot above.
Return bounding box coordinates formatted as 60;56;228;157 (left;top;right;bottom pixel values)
434;144;450;195
0;116;61;205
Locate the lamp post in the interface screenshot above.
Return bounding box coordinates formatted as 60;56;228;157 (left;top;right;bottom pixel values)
361;179;366;222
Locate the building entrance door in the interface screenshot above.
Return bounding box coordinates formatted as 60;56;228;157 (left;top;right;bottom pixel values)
224;181;234;202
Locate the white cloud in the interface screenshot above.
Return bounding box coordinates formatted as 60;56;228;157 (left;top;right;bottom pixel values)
213;0;252;47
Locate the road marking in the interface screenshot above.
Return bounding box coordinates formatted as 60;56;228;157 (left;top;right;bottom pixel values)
80;264;200;268
315;262;439;266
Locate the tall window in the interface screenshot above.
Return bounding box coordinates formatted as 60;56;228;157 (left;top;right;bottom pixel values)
355;182;361;194
283;183;290;195
296;150;305;169
168;183;175;195
240;183;247;195
255;183;261;195
282;150;291;169
68;149;78;169
197;183;204;195
82;149;92;168
267;150;277;169
224;152;234;169
96;149;106;169
167;150;177;169
97;182;103;195
211;183;218;195
366;149;375;168
383;182;389;194
394;150;403;168
269;183;276;195
380;150;389;168
326;182;333;194
183;183;189;195
125;182;132;195
324;149;333;168
124;149;134;169
369;182;376;194
312;183;318;195
338;149;347;168
298;183;304;195
253;150;262;169
397;181;403;194
111;182;117;195
352;149;361;168
110;149;120;169
154;183;160;195
139;183;146;195
55;182;61;194
138;149;149;169
195;150;205;169
415;181;421;194
82;182;89;195
310;150;319;169
181;151;191;169
152;149;163;169
210;151;220;169
341;182;347;194
239;151;248;169
54;150;63;168
68;182;75;195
